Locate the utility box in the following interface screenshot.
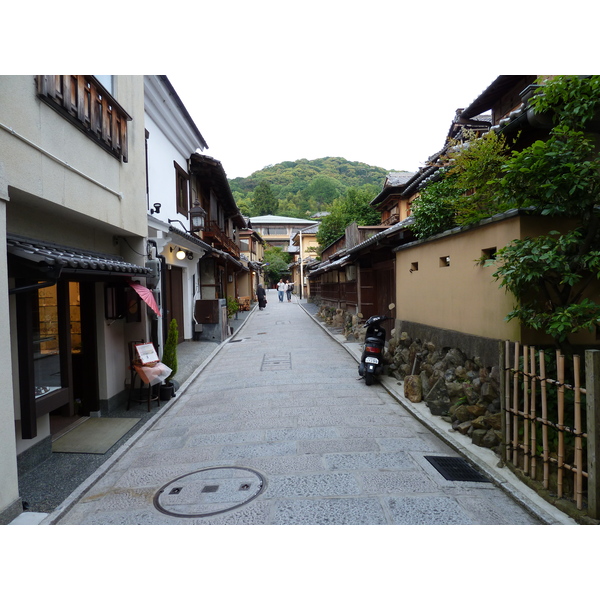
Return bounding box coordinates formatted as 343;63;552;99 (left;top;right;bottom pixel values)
195;299;221;324
195;299;229;341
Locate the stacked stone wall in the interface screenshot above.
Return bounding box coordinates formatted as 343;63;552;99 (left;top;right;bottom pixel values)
387;331;502;454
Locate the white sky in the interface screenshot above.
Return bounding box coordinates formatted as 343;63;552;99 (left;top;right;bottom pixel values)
5;2;596;182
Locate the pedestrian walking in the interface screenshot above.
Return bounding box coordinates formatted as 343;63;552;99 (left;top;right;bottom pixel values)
256;284;267;310
276;279;286;302
286;280;293;302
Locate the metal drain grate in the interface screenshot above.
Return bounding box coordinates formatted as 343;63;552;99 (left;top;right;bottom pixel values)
424;456;490;482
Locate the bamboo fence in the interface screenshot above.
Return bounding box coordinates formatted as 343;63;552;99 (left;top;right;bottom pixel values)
502;341;588;511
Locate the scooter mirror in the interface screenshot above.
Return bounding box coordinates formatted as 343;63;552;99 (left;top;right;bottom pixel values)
388;303;395;310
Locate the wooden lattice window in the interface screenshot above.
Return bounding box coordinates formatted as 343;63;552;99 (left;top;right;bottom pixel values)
36;75;131;162
174;161;190;216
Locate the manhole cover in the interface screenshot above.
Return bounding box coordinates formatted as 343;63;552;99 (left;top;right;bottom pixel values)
261;353;292;371
424;456;490;482
153;466;266;518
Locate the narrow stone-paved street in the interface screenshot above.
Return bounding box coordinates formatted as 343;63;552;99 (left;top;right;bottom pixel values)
48;290;543;524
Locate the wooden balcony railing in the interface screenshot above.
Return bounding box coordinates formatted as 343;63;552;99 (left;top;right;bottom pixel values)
381;213;400;227
36;75;131;162
204;220;240;259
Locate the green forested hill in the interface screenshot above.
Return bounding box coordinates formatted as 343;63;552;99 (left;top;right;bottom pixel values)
229;157;395;218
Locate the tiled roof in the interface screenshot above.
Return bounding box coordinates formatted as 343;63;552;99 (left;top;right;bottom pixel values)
249;215;318;225
385;171;415;187
7;234;150;276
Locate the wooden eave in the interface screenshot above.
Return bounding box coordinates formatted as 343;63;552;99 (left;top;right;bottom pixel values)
190;153;246;228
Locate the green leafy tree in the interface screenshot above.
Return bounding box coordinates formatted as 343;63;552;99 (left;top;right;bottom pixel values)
409;131;511;238
230;157;393;217
450;131;512;225
492;76;600;353
263;246;291;285
409;171;461;239
316;185;380;249
253;180;279;215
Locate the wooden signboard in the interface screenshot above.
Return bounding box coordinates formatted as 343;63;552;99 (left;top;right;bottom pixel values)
135;343;159;365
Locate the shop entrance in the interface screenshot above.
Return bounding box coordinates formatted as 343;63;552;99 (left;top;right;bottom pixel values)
17;280;99;439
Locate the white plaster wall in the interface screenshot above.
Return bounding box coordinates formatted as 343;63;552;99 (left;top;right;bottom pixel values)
145;112;192;228
0;178;19;516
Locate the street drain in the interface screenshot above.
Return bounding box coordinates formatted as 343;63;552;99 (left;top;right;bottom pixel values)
153;466;266;518
424;456;490;482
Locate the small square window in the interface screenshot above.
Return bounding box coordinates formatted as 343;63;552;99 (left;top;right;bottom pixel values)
479;247;497;266
439;256;450;267
410;262;419;272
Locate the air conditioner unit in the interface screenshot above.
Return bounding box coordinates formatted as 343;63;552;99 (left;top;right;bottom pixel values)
145;258;160;289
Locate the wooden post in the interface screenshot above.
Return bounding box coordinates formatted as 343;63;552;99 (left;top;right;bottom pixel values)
530;346;537;480
523;345;530;474
585;350;600;519
557;352;565;499
540;350;549;489
500;341;511;465
513;342;520;465
573;355;583;511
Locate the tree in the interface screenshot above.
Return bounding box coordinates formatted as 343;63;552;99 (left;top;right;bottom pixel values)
449;130;512;226
263;246;290;285
316;185;380;248
409;131;511;239
492;76;600;353
408;170;461;239
253;180;279;215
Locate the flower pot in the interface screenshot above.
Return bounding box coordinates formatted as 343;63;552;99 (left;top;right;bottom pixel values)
160;382;175;402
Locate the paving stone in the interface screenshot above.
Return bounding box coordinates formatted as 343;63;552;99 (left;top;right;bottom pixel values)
264;426;339;441
386;496;476;525
298;438;380;454
359;471;440;494
273;497;387;525
323;451;417;471
454;491;541;525
265;473;362;498
218;441;297;459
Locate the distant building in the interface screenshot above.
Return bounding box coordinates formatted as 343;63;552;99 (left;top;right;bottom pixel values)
249;215;317;249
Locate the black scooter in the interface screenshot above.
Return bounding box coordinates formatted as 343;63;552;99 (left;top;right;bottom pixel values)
357;304;395;386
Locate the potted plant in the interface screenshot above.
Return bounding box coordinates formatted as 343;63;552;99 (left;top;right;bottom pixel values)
160;318;178;401
227;296;239;320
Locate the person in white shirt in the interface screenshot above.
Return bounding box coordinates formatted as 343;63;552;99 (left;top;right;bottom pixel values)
276;279;287;302
277;279;287;302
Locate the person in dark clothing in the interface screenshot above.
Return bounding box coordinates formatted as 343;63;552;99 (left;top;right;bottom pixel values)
256;284;267;310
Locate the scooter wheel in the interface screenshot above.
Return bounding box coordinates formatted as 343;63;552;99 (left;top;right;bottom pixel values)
365;373;375;386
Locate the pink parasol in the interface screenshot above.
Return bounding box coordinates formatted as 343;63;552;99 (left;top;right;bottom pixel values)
128;281;161;317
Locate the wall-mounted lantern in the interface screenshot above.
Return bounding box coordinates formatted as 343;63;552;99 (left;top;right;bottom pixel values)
190;200;206;233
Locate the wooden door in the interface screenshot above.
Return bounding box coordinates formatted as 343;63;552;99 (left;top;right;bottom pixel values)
359;267;375;318
166;266;185;343
374;260;396;337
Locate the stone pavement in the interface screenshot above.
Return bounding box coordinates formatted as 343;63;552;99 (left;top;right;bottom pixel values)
39;289;573;525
